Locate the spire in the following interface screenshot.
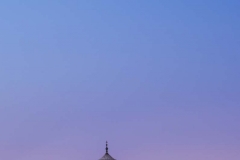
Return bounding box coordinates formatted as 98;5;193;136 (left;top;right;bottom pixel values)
106;141;108;154
99;141;115;160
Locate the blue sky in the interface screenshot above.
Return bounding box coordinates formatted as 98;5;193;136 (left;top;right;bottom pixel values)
0;1;240;160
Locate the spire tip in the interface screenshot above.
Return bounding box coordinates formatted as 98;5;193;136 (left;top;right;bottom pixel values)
106;141;108;154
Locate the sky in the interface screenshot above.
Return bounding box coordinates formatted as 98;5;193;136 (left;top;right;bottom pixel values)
0;0;240;160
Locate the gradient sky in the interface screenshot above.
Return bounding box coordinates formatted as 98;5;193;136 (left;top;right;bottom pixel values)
0;1;240;160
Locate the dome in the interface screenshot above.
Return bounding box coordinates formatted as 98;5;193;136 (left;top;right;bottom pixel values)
99;142;116;160
100;153;115;160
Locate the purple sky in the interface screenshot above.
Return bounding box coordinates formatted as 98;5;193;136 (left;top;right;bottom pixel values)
0;1;240;160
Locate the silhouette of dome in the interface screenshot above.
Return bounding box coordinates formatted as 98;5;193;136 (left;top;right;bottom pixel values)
100;153;115;160
99;142;116;160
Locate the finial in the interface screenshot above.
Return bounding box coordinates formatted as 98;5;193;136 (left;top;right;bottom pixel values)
106;141;108;154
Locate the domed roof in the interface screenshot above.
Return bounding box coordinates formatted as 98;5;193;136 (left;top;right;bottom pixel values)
100;153;115;160
99;142;116;160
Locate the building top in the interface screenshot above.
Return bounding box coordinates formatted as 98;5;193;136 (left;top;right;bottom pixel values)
99;142;116;160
